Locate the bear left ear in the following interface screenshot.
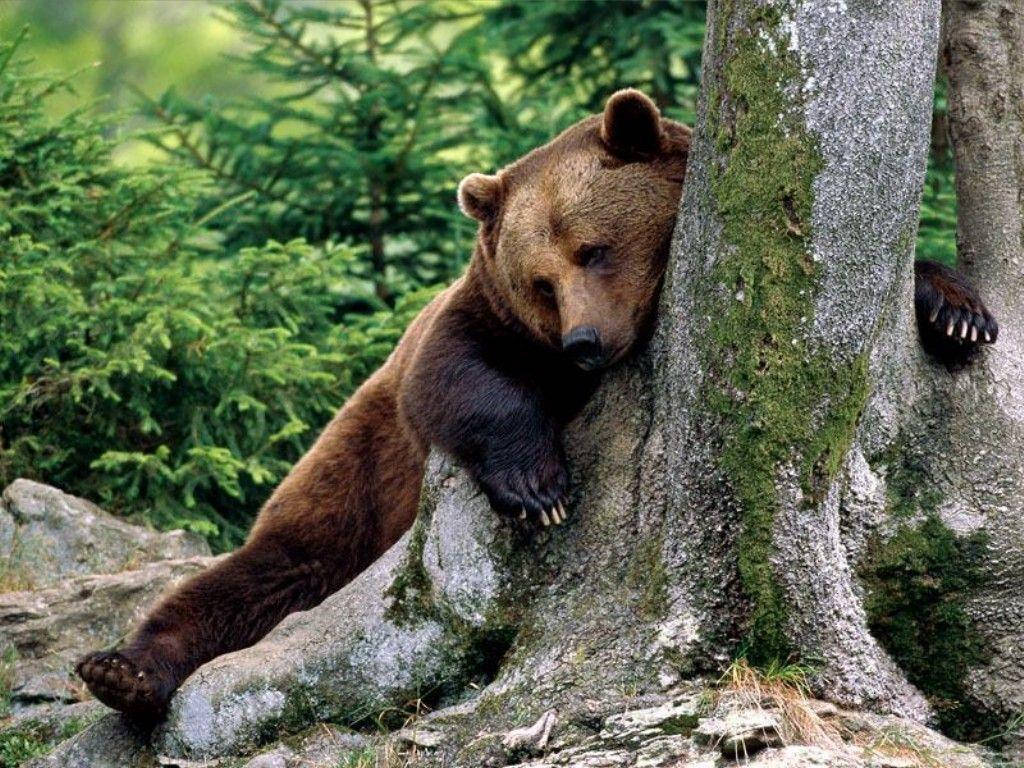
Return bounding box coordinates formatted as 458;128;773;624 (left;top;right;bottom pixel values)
601;88;664;158
457;173;503;223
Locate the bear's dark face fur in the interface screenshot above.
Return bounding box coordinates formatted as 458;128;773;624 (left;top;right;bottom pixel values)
458;90;692;369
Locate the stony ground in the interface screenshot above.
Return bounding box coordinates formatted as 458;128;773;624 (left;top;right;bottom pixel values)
28;683;996;767
0;481;1008;768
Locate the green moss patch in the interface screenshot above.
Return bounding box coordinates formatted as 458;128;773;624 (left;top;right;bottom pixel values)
383;516;433;626
871;443;942;520
861;515;992;740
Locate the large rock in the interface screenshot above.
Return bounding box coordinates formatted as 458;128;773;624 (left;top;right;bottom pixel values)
27;716;371;768
0;555;217;716
21;713;154;768
0;481;219;762
0;479;209;590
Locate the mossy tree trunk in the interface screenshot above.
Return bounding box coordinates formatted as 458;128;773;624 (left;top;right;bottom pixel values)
60;0;1024;763
647;0;938;721
913;0;1024;749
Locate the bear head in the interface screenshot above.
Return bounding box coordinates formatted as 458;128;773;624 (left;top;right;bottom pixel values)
458;88;691;370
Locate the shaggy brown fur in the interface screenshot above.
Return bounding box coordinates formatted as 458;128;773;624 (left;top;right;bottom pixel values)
76;89;996;720
76;89;692;719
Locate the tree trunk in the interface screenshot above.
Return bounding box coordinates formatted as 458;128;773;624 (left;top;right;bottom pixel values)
37;0;1024;764
933;0;1024;750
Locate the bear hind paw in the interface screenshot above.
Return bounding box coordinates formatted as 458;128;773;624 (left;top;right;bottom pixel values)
76;650;171;719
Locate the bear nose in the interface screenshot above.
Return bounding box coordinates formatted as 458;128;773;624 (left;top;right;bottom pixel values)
562;326;605;370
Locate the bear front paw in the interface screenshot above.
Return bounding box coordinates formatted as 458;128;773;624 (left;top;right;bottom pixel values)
914;260;998;364
474;452;569;527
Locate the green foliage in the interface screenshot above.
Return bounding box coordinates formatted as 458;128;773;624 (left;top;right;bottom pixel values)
0;646;16;720
0;31;438;549
0;0;960;555
917;158;958;267
139;0;489;301
0;712;95;767
0;722;51;768
861;516;992;741
482;0;705;146
0;1;253;133
452;0;707;169
917;77;958;267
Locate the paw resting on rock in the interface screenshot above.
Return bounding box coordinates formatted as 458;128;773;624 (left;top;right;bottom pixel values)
75;649;175;720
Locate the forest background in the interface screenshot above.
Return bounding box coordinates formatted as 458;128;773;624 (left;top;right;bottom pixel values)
0;0;957;551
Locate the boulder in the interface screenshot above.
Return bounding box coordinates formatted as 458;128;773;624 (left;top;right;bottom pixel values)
0;555;217;716
0;479;209;590
20;713;153;768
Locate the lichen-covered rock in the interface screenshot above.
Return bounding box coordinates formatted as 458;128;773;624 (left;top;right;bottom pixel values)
692;708;784;758
238;726;369;768
600;698;700;745
0;479;209;590
22;713;152;768
741;745;860;767
0;555;216;715
633;734;693;767
243;748;292;768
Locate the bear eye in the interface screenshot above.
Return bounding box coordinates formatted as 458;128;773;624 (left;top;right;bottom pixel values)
533;278;556;300
579;244;611;268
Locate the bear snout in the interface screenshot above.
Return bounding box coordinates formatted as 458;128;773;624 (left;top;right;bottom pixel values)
562;325;606;370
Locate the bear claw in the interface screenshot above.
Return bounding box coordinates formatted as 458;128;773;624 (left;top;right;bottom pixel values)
915;260;998;365
474;453;570;528
522;502;568;527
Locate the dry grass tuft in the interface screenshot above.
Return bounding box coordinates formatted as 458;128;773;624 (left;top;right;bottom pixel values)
713;660;958;768
854;724;944;768
713;658;843;750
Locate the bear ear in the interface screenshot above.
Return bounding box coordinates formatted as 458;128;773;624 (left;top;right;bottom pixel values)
600;88;664;158
457;173;503;223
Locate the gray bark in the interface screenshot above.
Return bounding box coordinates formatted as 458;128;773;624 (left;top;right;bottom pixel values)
30;0;1024;764
931;0;1024;751
651;0;939;719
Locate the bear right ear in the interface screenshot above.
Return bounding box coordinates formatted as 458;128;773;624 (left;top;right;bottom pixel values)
457;173;503;223
601;88;664;158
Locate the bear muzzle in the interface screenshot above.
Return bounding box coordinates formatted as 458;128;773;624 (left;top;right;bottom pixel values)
562;325;608;371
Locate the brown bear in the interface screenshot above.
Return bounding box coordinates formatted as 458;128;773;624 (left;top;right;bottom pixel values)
76;89;996;719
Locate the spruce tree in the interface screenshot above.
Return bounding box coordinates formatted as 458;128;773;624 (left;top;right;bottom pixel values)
0;30;429;549
141;0;489;305
477;0;708;164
